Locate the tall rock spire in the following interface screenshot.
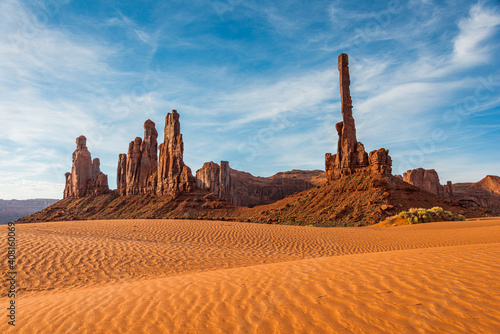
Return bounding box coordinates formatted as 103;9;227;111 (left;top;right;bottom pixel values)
325;53;392;180
139;119;158;194
337;53;358;170
157;110;195;195
117;154;127;196
63;135;109;198
125;137;143;195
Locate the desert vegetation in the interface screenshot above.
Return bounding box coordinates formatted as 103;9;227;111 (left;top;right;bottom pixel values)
384;206;466;225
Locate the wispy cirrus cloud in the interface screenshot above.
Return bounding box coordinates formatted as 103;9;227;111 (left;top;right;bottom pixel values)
452;2;500;65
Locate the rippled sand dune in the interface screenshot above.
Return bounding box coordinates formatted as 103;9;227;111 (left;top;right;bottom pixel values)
2;218;500;333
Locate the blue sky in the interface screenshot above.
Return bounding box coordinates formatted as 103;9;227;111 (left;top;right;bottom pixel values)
0;0;499;200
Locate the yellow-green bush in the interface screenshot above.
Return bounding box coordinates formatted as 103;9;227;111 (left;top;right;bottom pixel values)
386;207;465;225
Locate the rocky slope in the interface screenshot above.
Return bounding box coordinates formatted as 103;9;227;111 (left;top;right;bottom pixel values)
17;174;486;226
242;174;486;227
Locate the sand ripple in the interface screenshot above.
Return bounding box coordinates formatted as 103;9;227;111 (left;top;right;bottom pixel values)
1;218;500;333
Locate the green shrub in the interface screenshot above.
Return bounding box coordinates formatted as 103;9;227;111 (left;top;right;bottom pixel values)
384;207;466;225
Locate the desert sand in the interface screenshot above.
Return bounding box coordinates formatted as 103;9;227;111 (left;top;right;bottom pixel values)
2;218;500;333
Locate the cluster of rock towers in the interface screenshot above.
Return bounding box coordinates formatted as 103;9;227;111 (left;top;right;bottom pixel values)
325;54;392;180
64;53;393;201
64;110;197;199
117;110;196;196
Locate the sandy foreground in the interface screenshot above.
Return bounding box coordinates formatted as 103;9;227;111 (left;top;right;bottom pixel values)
1;218;500;333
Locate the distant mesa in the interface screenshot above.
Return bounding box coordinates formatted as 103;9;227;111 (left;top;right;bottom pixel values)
63;135;110;199
0;199;58;224
325;54;392;180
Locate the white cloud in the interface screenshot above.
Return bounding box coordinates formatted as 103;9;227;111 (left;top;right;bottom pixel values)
0;178;63;200
452;2;500;65
135;29;150;43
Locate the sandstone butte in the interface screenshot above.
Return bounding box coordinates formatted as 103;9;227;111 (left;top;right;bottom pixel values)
21;53;495;225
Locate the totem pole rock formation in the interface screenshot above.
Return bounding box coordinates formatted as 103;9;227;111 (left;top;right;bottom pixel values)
157;110;195;195
117;120;159;195
325;54;392;180
63;136;109;199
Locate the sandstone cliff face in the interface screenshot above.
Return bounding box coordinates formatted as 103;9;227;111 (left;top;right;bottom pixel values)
195;161;325;207
403;168;443;197
196;161;221;194
63;136;109;198
219;161;231;202
325;54;392;180
157;110;195;195
125;137;143;195
229;169;325;207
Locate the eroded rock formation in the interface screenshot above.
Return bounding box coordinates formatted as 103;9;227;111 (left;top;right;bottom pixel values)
117;154;127;196
117;120;159;195
196;161;325;207
140;120;158;194
219;161;231;202
63;136;109;199
195;161;232;202
196;161;221;194
157;110;195;195
325;54;392;180
403;168;444;197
